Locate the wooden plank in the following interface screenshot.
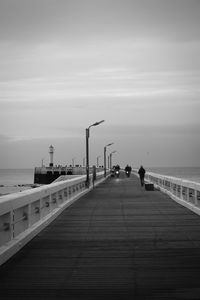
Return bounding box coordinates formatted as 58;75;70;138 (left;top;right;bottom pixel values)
1;175;200;299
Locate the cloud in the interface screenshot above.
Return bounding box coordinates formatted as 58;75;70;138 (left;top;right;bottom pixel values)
0;0;200;168
0;0;200;44
1;69;199;106
1;122;199;146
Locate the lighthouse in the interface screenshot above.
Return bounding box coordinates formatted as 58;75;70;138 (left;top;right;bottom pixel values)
49;145;54;167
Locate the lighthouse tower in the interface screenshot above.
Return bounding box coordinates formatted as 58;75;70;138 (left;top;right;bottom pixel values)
49;145;54;167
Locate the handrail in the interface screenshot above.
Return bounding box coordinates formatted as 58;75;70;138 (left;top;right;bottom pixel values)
0;171;106;266
143;171;200;216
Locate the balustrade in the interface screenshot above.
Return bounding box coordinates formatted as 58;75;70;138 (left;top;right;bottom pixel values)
0;171;105;265
145;172;200;215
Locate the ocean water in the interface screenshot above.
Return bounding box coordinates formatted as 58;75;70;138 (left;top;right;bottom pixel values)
1;167;200;186
0;167;200;196
0;169;34;186
147;167;200;183
0;169;35;195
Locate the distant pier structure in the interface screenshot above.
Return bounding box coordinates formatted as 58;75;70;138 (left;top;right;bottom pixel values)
34;145;82;184
49;145;54;167
34;145;102;184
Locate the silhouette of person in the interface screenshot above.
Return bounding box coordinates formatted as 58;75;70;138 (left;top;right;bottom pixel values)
125;165;132;177
125;165;129;172
115;164;120;171
138;165;146;186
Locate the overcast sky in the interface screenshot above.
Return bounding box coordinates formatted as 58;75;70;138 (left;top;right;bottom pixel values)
0;0;200;168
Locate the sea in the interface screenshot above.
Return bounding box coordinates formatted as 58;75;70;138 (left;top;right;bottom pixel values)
147;167;200;183
0;169;35;196
0;167;200;196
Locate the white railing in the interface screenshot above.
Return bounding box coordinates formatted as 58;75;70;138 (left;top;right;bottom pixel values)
144;171;200;215
0;171;105;265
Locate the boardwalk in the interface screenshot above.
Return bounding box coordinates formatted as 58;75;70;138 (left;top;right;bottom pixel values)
1;174;200;299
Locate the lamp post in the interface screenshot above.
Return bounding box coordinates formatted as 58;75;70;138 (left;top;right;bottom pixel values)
86;120;105;187
72;157;76;167
96;156;101;168
110;151;117;170
41;158;45;167
104;143;114;177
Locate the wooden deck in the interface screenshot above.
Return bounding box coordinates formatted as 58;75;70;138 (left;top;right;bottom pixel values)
1;174;200;299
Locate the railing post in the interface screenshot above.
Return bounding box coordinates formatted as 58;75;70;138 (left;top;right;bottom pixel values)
194;189;198;206
180;185;183;200
49;194;53;211
64;188;68;200
186;187;190;202
170;182;173;194
176;184;178;197
28;204;31;228
39;197;42;221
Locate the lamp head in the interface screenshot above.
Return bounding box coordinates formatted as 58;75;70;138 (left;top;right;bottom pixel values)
106;142;114;147
91;120;105;127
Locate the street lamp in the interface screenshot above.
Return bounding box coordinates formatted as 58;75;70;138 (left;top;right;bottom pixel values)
72;157;76;167
41;158;45;167
86;120;105;187
104;142;114;177
96;155;101;168
110;151;117;170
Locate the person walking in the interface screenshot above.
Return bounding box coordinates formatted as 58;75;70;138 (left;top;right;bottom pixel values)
138;165;146;186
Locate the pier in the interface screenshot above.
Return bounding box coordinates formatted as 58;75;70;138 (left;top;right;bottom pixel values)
1;172;200;299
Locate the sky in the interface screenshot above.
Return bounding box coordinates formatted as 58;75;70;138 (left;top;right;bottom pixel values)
0;0;200;168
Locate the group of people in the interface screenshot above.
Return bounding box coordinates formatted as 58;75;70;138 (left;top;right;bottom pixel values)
111;164;146;186
125;164;146;186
